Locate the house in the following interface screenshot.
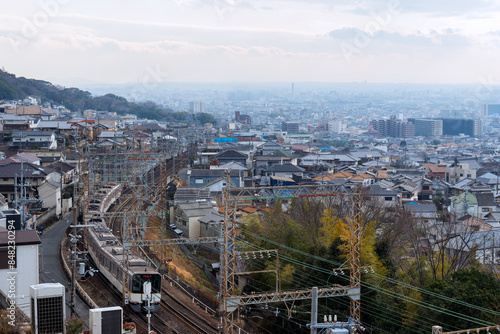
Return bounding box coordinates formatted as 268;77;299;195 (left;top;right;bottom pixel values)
450;192;497;219
263;164;304;179
484;211;500;229
312;170;354;183
392;182;418;202
189;169;242;188
6;105;43;117
457;214;492;232
48;161;76;184
2;152;41;166
38;180;62;215
0;227;40;315
423;164;447;180
97;131;128;144
349;173;374;186
211;162;250;177
174;187;211;202
211;150;248;168
33;120;74;135
255;153;296;173
173;200;216;238
432;177;450;198
0;114;35;131
476;172;500;192
445;160;482;184
257;141;290;156
404;202;438;226
10;131;57;150
267;150;297;165
0;162;59;204
419;178;434;200
70;120;95;140
27;151;65;166
368;185;399;206
299;153;358;171
198;213;224;251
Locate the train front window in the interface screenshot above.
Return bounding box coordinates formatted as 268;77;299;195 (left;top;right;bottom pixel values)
131;274;161;293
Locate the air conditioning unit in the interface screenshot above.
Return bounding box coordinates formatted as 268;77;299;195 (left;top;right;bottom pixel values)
89;306;123;334
30;283;66;334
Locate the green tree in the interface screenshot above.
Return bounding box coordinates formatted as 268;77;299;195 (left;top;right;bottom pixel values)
421;269;500;331
195;112;217;125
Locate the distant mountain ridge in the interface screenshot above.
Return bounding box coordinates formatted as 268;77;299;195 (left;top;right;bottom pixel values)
0;70;171;120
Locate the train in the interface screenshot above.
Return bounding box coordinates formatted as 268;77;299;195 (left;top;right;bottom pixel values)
85;183;162;312
87;225;162;312
87;183;123;215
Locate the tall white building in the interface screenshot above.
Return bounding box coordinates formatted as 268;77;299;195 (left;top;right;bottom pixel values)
329;120;346;134
189;101;205;113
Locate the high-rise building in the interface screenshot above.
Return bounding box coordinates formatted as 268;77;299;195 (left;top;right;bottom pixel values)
282;122;300;133
329;120;346;134
440;119;481;136
235;111;251;125
189;101;205;113
481;104;500;116
411;119;443;137
370;116;415;138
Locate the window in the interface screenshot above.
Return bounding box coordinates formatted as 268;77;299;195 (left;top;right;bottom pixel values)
467;174;471;177
0;247;16;269
195;179;203;184
384;197;393;201
3;178;8;181
131;274;161;293
482;208;490;212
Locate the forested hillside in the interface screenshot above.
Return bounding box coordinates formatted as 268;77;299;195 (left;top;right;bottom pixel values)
0;69;171;120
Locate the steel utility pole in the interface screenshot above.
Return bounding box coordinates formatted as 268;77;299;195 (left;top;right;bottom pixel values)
310;287;318;334
70;233;78;316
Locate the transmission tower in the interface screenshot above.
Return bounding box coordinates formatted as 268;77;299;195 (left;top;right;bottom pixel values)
220;175;364;333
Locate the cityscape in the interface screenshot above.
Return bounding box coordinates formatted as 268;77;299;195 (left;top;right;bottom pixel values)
1;1;500;334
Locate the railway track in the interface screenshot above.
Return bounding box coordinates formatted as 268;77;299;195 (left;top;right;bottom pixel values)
84;149;217;333
161;287;220;334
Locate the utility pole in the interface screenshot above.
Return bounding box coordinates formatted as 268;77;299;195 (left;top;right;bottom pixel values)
310;287;318;334
70;233;79;316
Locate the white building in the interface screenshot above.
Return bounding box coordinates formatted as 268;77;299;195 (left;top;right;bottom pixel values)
0;228;40;315
38;180;62;215
10;131;57;150
329;120;347;134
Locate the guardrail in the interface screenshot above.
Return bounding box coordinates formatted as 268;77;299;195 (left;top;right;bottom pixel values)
60;234;99;309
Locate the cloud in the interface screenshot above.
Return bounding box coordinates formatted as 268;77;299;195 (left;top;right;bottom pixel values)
329;27;470;50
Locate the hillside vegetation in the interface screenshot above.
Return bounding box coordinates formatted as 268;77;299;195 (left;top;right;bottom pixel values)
0;70;171;120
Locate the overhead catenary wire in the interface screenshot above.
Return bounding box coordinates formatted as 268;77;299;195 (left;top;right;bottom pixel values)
238;228;496;329
240;226;500;319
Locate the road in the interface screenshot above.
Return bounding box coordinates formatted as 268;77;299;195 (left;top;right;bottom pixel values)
39;212;90;328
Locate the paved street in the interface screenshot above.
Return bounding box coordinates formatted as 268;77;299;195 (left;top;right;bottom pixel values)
39;212;90;328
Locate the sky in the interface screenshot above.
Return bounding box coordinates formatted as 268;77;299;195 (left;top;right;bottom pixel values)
1;0;500;86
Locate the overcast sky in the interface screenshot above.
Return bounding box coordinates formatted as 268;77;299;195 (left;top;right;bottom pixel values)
1;0;500;85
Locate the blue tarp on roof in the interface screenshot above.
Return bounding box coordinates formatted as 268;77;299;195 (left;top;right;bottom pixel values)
214;137;238;143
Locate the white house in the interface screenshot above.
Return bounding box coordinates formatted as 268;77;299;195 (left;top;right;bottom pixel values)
38;180;61;215
0;228;40;315
10;131;57;150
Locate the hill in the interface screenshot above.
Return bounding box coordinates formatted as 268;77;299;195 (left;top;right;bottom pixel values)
0;70;171;120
